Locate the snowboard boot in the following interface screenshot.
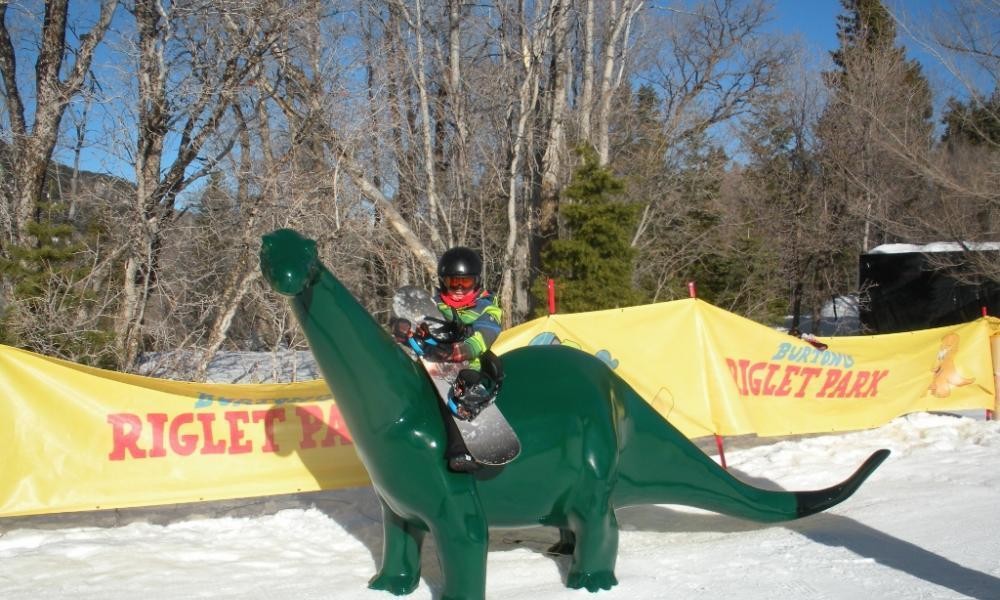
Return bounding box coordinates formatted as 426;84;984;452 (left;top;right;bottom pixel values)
449;369;495;420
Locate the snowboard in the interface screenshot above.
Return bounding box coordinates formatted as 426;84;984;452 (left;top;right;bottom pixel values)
392;286;520;466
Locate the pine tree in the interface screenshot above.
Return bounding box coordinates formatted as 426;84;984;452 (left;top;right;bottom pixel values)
817;0;933;252
532;145;645;314
827;0;932;119
0;180;117;367
942;90;1000;147
829;0;897;75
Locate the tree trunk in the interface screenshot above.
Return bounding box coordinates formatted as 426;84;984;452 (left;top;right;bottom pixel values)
537;0;570;245
596;0;641;166
392;0;450;251
579;0;596;143
194;107;263;381
498;0;557;324
0;0;117;249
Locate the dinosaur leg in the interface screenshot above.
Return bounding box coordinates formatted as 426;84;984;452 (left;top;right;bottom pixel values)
548;528;576;555
563;422;620;591
429;491;489;600
564;502;620;592
369;496;425;595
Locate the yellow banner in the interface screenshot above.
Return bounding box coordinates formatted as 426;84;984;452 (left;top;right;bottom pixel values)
494;299;998;437
0;347;368;518
1;299;996;517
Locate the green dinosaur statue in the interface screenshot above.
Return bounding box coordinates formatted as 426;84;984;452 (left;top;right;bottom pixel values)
259;228;890;600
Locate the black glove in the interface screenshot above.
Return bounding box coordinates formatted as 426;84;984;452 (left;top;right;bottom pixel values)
415;318;464;343
389;318;412;343
423;341;472;362
434;319;472;343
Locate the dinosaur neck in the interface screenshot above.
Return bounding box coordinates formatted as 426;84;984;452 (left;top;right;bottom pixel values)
292;268;435;439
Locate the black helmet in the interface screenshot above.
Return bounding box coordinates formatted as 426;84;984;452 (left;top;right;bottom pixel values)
437;246;482;291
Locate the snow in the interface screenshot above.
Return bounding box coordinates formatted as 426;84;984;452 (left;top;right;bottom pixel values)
2;411;999;599
819;294;859;319
867;242;1000;255
136;350;321;383
781;295;860;335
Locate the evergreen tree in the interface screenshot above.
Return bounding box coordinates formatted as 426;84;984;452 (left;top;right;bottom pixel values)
827;0;932;121
829;0;897;76
741;93;832;329
532;145;646;314
615;85;739;307
942;90;1000;147
0;180;117;367
816;0;933;253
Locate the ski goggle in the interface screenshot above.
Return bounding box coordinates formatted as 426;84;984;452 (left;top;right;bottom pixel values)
444;275;476;291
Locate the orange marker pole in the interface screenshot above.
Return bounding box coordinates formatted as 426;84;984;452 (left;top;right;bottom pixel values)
689;280;728;468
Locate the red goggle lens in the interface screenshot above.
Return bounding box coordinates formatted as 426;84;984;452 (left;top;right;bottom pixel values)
445;276;476;290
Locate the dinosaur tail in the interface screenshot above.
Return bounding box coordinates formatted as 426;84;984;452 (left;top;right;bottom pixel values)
791;449;889;517
614;391;889;523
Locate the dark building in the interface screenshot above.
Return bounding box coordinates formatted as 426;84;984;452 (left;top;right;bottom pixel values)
859;244;1000;334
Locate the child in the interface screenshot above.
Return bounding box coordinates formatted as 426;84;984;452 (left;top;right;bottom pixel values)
392;246;504;472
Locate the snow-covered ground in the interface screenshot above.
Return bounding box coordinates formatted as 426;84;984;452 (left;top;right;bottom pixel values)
2;411;998;599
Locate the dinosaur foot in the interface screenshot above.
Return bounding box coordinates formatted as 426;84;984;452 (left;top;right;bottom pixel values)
567;570;618;592
368;573;420;596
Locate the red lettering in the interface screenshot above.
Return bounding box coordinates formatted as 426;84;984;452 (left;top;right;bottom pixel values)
830;371;852;397
866;370;890;397
762;363;782;395
109;409;298;460
148;413;168;457
169;413;198;456
738;359;751;395
198;413;226;454
296;406;325;449
816;369;842;397
225;411;252;454
253;408;285;453
846;371;871;398
748;362;767;395
795;367;823;397
721;359;882;401
725;358;743;394
108;413;146;460
322;403;353;445
774;365;800;397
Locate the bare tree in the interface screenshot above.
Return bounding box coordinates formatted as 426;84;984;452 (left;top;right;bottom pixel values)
594;0;644;166
0;0;118;250
494;0;562;323
620;0;788;308
881;0;1000;279
389;0;451;249
115;0;288;368
535;0;570;248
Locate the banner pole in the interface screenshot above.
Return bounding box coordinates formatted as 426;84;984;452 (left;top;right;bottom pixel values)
983;306;995;421
547;279;556;315
688;280;728;468
714;435;728;469
990;321;998;422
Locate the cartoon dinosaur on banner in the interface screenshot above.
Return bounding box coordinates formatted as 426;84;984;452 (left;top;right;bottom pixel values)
259;228;890;600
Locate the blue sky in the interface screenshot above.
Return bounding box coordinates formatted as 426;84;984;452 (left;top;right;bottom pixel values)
769;0;843;53
767;0;984;94
50;0;979;180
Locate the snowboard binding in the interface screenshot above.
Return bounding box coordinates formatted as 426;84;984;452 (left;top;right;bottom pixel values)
448;369;494;420
447;351;504;421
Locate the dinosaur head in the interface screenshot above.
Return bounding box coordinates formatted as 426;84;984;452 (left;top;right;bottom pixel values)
260;228;321;296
